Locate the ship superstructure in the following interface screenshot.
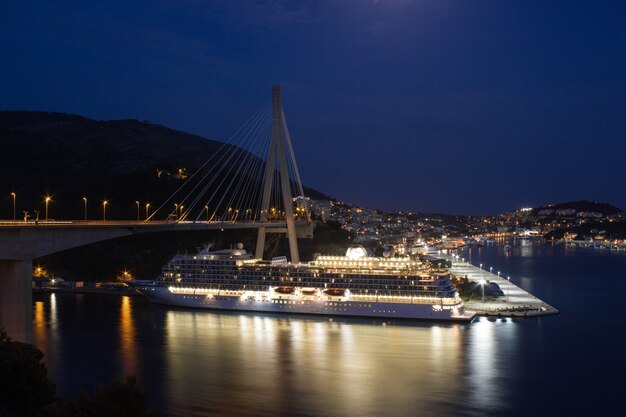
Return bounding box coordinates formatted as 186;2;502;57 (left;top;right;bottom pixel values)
132;245;474;321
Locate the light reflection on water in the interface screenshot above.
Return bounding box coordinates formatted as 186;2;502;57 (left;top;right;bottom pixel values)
120;296;137;376
33;243;626;417
32;291;527;417
157;310;513;417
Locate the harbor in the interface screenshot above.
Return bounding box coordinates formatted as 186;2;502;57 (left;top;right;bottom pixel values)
427;248;559;317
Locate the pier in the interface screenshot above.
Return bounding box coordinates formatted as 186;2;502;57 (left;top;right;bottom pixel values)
427;249;559;317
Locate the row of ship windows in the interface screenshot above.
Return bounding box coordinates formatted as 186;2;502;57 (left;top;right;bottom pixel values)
165;267;446;281
162;280;454;292
165;276;447;285
175;289;454;298
162;276;451;288
170;262;440;274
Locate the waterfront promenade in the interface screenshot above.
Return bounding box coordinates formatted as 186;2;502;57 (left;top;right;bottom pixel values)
427;249;559;317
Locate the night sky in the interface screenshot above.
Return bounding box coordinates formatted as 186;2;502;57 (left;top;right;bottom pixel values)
2;0;625;215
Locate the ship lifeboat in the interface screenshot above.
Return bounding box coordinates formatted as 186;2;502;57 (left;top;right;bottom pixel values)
301;288;318;296
323;288;346;297
274;286;296;294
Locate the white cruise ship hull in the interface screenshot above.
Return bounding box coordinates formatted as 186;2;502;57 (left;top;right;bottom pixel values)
133;285;475;322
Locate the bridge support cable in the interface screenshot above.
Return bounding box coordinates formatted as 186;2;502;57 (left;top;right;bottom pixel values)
178;104;271;221
150;85;308;263
201;112;272;222
281;112;307;213
220;118;272;223
148;102;270;221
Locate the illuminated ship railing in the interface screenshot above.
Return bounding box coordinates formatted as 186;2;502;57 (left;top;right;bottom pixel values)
167;286;462;306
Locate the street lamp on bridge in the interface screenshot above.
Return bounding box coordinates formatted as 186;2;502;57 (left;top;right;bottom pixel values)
102;200;108;221
204;205;209;222
83;197;87;221
135;201;140;221
145;203;150;220
44;196;51;221
11;192;16;221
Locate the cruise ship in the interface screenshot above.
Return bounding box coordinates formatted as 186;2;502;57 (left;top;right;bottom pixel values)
131;244;475;321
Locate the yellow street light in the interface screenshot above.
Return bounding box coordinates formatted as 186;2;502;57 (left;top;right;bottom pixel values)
204;205;209;222
145;203;150;220
102;200;108;221
44;196;52;221
83;197;87;221
136;201;140;221
11;192;16;221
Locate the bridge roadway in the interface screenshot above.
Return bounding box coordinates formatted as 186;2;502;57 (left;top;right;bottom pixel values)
0;219;314;342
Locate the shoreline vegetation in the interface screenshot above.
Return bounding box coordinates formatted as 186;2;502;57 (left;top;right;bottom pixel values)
0;329;161;417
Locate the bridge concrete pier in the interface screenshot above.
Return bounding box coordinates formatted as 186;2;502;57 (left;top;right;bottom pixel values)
0;259;32;343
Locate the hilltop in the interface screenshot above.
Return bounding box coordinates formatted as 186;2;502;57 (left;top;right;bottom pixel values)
533;200;622;216
0;111;328;219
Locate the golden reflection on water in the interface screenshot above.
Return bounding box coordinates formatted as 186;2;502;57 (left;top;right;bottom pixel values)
33;294;58;367
119;296;137;376
34;301;47;357
162;312;478;417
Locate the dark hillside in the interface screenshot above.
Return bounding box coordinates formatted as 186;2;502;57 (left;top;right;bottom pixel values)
534;200;621;215
0;111;329;220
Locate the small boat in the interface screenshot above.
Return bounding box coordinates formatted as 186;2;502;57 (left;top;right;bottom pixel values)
301;288;318;295
274;286;295;294
323;288;346;297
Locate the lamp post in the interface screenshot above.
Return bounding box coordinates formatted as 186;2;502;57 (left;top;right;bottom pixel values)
479;279;486;306
102;200;108;221
145;203;150;221
11;192;16;221
136;201;140;221
83;197;87;221
204;205;209;222
507;276;510;301
179;205;184;220
174;203;178;219
45;196;51;221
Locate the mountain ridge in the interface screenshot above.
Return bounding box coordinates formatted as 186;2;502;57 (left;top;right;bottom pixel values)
0;111;329;219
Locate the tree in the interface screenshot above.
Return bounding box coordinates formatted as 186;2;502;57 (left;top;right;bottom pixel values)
0;328;160;417
64;377;161;417
0;329;58;417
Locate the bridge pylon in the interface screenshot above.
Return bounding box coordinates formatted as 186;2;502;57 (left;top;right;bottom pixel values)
255;85;302;263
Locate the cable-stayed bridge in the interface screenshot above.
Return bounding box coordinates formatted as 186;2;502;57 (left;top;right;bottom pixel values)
0;85;314;342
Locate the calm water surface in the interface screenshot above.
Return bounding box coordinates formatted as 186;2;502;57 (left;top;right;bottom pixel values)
33;242;626;416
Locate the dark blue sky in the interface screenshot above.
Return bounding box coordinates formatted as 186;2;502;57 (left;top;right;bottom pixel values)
2;0;625;214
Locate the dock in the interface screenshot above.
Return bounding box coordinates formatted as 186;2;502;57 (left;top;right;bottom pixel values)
426;249;559;318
